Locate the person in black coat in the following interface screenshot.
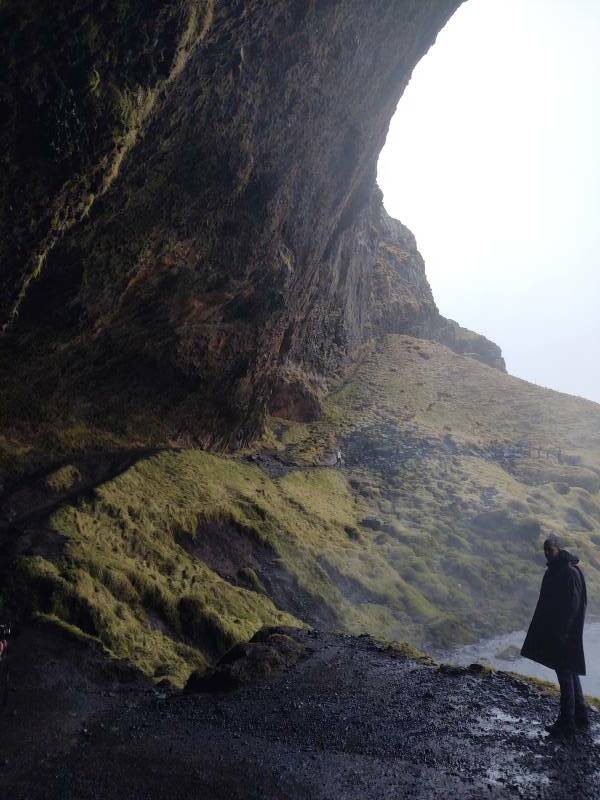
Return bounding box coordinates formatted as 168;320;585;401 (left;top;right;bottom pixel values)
521;533;589;737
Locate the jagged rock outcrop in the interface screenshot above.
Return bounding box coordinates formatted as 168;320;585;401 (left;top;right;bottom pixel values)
275;187;506;421
1;0;465;448
368;199;440;339
365;197;506;371
435;317;506;371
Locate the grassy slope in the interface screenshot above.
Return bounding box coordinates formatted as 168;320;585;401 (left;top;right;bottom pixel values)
271;335;600;641
4;334;600;683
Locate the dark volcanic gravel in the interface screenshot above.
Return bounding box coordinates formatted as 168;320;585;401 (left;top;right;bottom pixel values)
2;629;600;799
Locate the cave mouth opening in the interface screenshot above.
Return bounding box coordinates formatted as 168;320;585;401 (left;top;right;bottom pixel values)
377;0;600;405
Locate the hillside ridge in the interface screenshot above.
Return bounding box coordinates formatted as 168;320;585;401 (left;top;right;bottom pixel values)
2;334;599;686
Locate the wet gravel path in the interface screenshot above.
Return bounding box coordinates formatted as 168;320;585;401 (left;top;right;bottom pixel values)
4;630;600;799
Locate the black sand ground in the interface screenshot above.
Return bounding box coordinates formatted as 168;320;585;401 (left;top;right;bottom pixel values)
2;627;599;800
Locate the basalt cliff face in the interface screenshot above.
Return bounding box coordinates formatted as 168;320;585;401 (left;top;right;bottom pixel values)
1;0;474;450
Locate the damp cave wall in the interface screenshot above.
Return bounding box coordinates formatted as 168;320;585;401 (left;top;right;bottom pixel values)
0;0;492;447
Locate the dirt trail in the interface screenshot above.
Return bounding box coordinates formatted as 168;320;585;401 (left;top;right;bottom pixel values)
1;627;599;800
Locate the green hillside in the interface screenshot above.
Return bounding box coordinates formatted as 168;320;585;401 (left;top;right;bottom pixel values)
3;334;600;684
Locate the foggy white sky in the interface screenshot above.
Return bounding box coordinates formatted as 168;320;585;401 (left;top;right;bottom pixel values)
378;0;600;404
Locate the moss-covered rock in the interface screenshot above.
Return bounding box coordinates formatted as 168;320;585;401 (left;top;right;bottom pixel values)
184;626;307;693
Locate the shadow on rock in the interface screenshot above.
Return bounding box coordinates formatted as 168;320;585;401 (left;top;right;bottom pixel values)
184;626;307;693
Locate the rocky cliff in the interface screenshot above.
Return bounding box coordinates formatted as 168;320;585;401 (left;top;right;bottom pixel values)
365;194;505;370
1;0;466;450
2;2;600;720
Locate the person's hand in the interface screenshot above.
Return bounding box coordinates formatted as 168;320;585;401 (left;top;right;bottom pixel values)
0;640;6;656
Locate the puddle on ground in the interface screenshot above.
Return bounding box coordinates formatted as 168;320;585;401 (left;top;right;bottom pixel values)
489;709;521;725
486;767;550;790
484;745;550;790
474;706;544;739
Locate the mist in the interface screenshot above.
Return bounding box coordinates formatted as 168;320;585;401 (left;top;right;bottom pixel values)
378;0;600;404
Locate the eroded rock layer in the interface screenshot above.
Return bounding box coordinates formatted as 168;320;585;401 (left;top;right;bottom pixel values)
1;0;466;447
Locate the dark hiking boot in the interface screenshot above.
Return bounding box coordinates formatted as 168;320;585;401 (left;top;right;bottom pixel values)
546;719;576;738
575;711;590;730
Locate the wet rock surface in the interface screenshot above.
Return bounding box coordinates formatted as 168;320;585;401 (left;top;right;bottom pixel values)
184;626;308;693
1;1;464;447
3;628;599;799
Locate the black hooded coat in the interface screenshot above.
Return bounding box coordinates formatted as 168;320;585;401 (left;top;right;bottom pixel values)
521;550;587;674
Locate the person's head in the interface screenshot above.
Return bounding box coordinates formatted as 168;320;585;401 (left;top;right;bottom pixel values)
543;533;561;562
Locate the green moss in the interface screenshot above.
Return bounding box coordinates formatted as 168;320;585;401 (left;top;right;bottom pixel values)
238;567;267;594
7;453;310;685
45;464;82;492
33;612;107;649
265;335;600;647
384;639;437;666
6;333;600;682
505;672;559;697
427;615;475;648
